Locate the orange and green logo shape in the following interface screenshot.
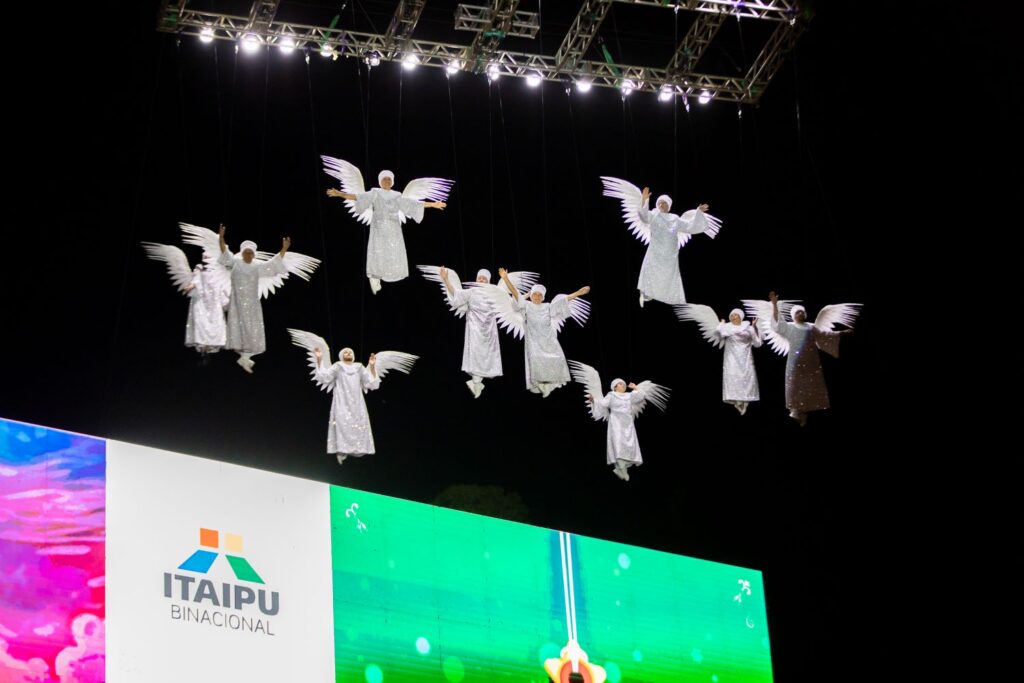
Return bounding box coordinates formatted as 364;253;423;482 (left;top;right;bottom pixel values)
178;528;264;584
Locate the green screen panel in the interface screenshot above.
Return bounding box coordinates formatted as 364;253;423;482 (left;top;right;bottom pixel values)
330;486;771;683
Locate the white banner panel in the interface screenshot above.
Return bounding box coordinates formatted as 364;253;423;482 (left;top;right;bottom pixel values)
105;440;334;683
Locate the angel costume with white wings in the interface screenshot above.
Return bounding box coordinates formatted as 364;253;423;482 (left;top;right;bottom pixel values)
417;265;538;397
601;177;722;306
180;223;321;372
675;304;765;414
288;329;417;463
141;241;230;354
568;361;670;481
322;157;452;291
744;298;861;425
481;272;591;397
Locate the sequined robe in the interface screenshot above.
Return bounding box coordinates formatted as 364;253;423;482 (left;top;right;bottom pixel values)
450;287;502;378
636;204;711;305
219;250;287;355
314;361;381;456
514;295;572;392
715;321;762;403
592;389;648;467
354;188;426;282
185;267;229;352
771;317;842;414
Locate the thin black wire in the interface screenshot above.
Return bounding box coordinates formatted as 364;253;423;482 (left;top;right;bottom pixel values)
305;54;337;351
175;39;193;216
222;45;239;223
444;75;469;275
496;80;522;266
104;35;167;431
257;48;270;234
566;90;606;370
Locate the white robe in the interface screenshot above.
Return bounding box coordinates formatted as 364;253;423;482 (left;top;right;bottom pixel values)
354;188;426;282
219;250;287;356
314;361;381;456
771;317;841;414
593;390;647;467
450;288;502;378
636;204;709;305
716;321;762;402
185;268;229;351
515;295;572;392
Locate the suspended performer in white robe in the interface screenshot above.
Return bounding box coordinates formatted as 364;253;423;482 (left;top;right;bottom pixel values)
322;157;452;294
483;268;591;397
568;361;670;481
179;223;321;373
417;265;538;398
288;329;417;464
141;241;230;356
601;177;722;307
744;292;860;426
675;304;763;415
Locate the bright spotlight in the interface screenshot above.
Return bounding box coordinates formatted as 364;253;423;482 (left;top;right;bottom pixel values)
241;34;260;54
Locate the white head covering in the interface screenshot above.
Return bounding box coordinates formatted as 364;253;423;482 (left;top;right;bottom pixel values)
790;305;807;321
239;240;257;254
610;378;626;391
339;347;355;362
476;268;492;282
378;170;395;185
529;284;547;298
729;308;744;320
656;194;673;211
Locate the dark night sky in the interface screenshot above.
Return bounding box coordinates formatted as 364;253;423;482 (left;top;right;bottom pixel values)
4;1;1017;680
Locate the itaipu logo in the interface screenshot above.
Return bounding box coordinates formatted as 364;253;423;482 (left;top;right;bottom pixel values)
163;528;279;635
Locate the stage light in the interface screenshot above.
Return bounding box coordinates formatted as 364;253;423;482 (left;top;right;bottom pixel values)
241;34;260;54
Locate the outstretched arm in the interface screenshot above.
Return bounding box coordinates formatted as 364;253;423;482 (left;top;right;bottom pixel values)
439;266;456;296
638;186;652;223
311;346;339;385
498;268;519;301
424;201;447;210
218;224;227;253
326;188;358;201
567;286;591;301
